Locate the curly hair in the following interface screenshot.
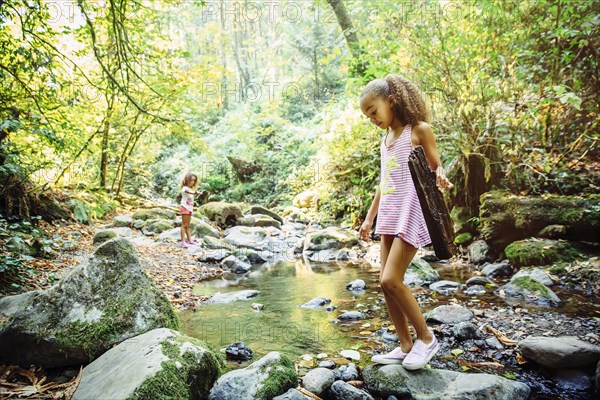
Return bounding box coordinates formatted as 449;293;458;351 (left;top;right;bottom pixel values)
180;173;198;189
360;74;431;126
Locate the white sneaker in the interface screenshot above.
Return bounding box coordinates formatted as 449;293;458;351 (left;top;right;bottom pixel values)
402;336;440;370
371;346;410;365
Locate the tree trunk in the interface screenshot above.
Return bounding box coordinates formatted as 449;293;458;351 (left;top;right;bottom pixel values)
99;94;114;189
326;0;367;76
408;146;456;259
219;0;228;113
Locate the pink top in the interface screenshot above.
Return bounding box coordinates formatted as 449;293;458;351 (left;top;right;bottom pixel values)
374;124;431;248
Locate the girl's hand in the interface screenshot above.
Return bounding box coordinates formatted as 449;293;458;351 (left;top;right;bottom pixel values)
435;166;454;192
359;219;373;242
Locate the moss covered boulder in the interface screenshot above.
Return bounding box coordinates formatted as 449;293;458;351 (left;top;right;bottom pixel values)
479;190;600;250
72;328;222;400
363;364;530;399
132;210;154;221
403;257;440;287
0;238;179;367
208;351;297;400
303;226;358;252
497;276;560;306
200;201;243;228
142;218;174;235
92;229;117;244
238;214;282;229
504;238;579;267
190;216;220;238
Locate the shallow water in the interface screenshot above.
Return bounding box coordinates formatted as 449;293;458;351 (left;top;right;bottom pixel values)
180;259;380;366
179;257;598;399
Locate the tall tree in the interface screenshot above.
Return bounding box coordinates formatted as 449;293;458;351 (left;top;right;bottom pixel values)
326;0;367;76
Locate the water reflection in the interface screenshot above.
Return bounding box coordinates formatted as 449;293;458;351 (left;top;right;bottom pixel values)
180;259;378;367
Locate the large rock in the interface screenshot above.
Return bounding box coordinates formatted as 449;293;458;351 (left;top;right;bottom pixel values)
0;238;179;367
224;225;286;253
200;201;243;228
425;305;473;324
251;205;284;224
468;240;491;264
93;227;133;245
330;380;374;400
190;216;220;238
511;267;553;286
238;214;282;229
404;257;440;287
142;218;174;235
504;238;579;267
303;227;358;253
112;215;133;227
93;229;117;245
481;260;513;278
497;276;560;306
517;336;600;369
302;367;335;397
208;351;297;400
479;191;600;250
363;364;530;399
72;328;222;400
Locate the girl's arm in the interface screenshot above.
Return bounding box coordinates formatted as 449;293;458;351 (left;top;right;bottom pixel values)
365;185;381;224
414;122;454;191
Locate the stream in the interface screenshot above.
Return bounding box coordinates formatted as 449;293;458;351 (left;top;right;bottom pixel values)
180;256;599;400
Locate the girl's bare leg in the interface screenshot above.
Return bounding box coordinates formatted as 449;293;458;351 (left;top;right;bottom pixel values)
379;234;413;353
180;216;186;242
182;215;192;242
381;237;434;344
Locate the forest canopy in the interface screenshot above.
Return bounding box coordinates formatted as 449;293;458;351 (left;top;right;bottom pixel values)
0;0;598;224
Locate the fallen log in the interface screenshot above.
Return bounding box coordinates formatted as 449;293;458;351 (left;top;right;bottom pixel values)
408;145;456;259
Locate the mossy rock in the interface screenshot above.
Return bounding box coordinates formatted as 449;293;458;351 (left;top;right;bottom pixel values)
189;217;220;239
0;238;179;368
454;232;474;246
504;238;579;267
498;276;560;306
200;202;243;228
303;227;359;251
404;258;440;287
72;328;223;400
132;210;154;221
479;190;600;250
93;230;117;245
143;218;174;235
208;352;297;400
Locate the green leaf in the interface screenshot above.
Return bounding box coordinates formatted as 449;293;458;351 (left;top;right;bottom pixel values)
451;348;464;357
503;372;516;380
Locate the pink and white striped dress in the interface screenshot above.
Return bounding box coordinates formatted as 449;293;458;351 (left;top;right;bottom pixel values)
374;124;431;248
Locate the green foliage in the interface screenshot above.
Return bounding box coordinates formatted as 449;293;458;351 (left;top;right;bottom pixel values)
0;216;48;293
68;190;116;224
504;238;579;267
1;0;599;229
